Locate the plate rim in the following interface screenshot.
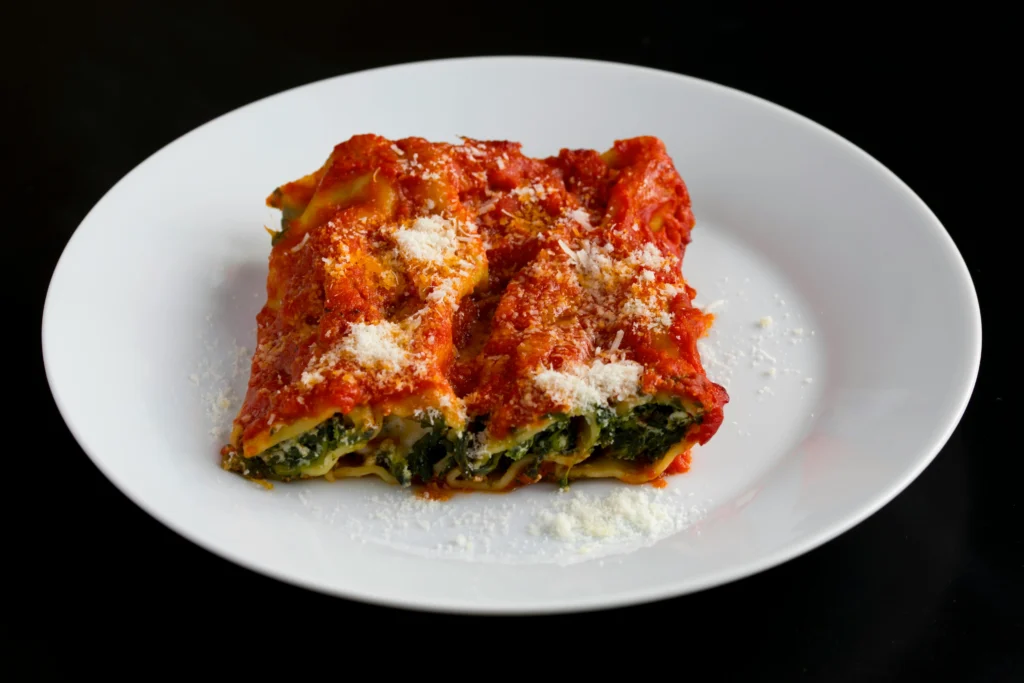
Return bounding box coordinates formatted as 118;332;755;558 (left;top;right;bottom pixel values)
41;55;982;614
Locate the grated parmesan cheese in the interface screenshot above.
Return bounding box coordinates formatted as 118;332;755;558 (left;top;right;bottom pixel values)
194;339;251;440
621;296;673;329
426;279;458;304
338;320;409;371
569;208;593;230
393;216;459;264
476;197;499;215
533;358;642;411
627;243;668;271
299;368;324;389
609;329;624;351
289;232;309;253
529;488;700;545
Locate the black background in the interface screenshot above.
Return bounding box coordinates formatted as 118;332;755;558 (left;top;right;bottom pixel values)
11;1;1018;678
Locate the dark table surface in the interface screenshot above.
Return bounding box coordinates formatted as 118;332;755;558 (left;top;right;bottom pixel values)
13;2;1017;678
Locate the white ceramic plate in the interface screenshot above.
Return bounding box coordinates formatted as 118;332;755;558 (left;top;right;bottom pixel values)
43;57;980;614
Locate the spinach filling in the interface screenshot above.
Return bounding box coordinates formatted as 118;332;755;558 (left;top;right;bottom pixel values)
595;400;700;462
374;412;454;486
255;414;375;478
450;400;700;481
238;399;701;483
457;416;579;478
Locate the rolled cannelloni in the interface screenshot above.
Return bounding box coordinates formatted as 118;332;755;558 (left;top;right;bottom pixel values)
222;134;728;491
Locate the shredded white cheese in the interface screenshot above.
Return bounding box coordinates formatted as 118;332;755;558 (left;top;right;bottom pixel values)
609;329;624;351
529;489;695;543
393;216;459;264
289;232;309;253
298;320;413;385
621;296;673;329
626;243;668;271
476;197;499;215
341;321;408;369
194;339;251;440
299;368;325;389
569;208;593;230
533;358;642;411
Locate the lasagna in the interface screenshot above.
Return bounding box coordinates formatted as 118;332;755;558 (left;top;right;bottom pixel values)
222;134;729;491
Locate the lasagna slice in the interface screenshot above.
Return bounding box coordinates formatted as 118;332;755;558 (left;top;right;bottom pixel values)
222;134;728;490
